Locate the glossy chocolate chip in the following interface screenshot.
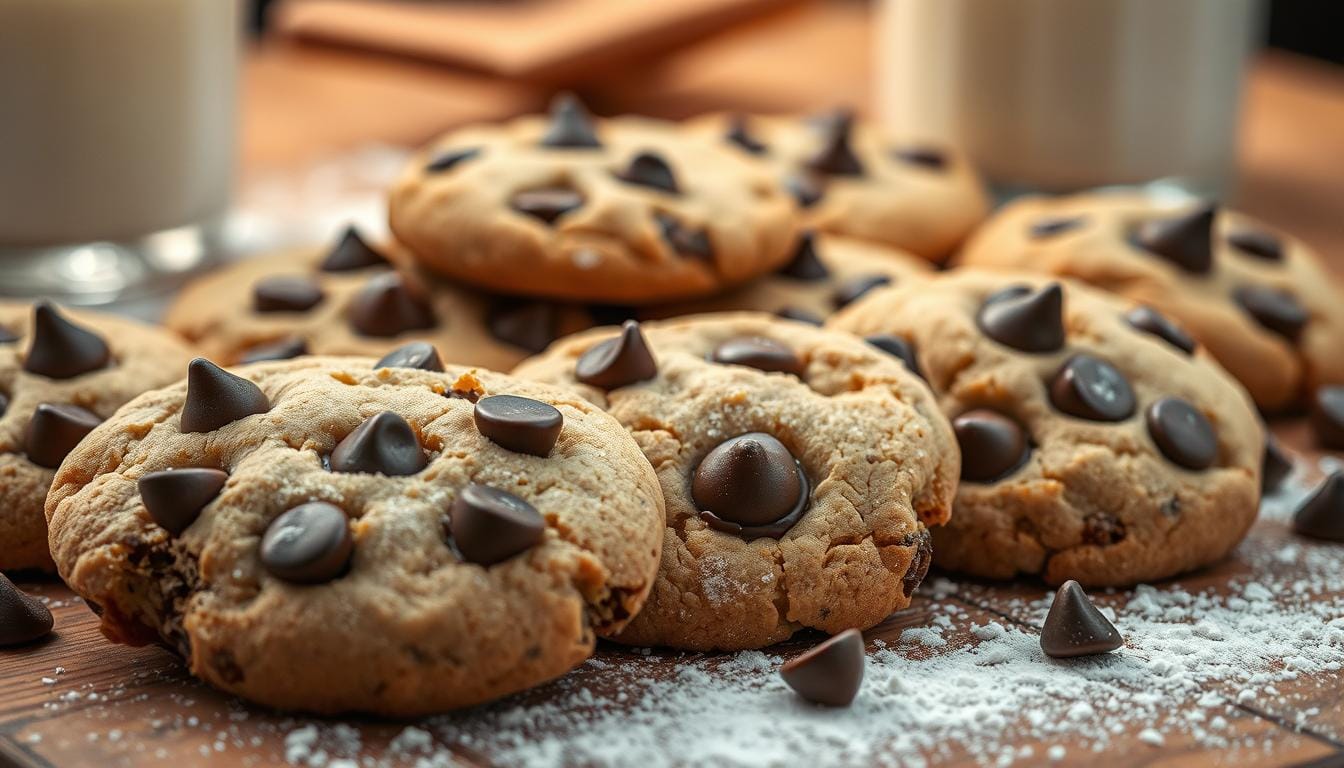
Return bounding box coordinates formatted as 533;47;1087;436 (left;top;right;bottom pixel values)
1029;216;1087;239
23;302;110;379
778;232;829;281
655;213;713;260
977;283;1065;352
892;146;946;170
24;403;101;468
776;306;824;325
1049;355;1136;422
252;275;324;313
1040;580;1124;658
449;484;546;565
833;274;891;309
1262;435;1293;494
1124;305;1196;355
575;320;657;389
138;468;228;536
864;335;922;379
785;174;824;208
954;409;1028;482
692;433;808;532
1228;230;1283;262
330;411;425;476
539;92;601;149
1131;204;1216;274
487;300;559;353
0;574;54;647
710;337;805;376
375;341;444;372
1310;386;1344;449
779;629;865;706
512;188;584;224
1233;285;1307;341
726;115;766;154
319;227;388;272
348;272;436;337
425;146;481;173
474;395;563;457
805;111;863;176
239;336;308;364
617;152;678;194
180;358;271;433
259;502;353;584
1293;471;1344;542
1146;398;1217;470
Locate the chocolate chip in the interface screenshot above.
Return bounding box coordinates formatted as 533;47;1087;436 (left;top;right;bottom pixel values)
785;174;824;208
1146;398;1217;470
487;300;559;353
1293;471;1344;542
1233;285;1307;341
693;433;809;535
805;111;863;176
575;320;657;389
833;274;891;309
1029;216;1087;239
0;574;54;646
474;395;563;457
448;484;546;565
1228;229;1283;262
1049;355;1135;422
330;411;425;476
23;302;110;379
1040;580;1123;658
977;283;1065;352
1262;435;1292;494
778;232;829;281
1131;204;1216;274
180;358;271;433
779;628;865;706
865;335;923;379
726;115;766;154
655;213;713;260
252;276;324;313
1124;305;1196;355
347;272;436;337
901;529;933;597
138;468;228;536
617;152;678;194
1310;386;1344;449
892;146;946;170
512;188;584;224
24;403;101;468
954;409;1029;482
0;325;17;344
710;337;805;376
539;92;601;149
776;306;824;325
239;336;308;364
375;341;444;372
259;502;353;584
425;146;481;173
319;227;388;272
1082;513;1126;546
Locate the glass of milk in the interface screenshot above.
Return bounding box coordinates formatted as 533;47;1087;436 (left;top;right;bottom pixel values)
0;0;241;303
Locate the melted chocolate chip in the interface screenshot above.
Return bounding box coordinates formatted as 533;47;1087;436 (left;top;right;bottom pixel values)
778;232;829;281
693;433;810;538
347;272;436;337
180;358;271;433
0;574;54;647
474;395;563;457
259;502;353;584
539;92;601;149
375;341;444;372
425;146;481;173
864;334;923;379
805;111;863;176
892;146;946;170
954;409;1029;482
1228;230;1283;262
1131;204;1216;274
1233;285;1307;341
24;403;101;468
617;152;678;194
785;174;825;208
833;274;891;309
576;320;657;389
1310;386;1344;449
710;337;805;377
779;629;865;706
655;213;713;260
512;188;585;224
330;412;426;476
1124;305;1196;355
138;468;228;536
487;300;559;353
252;276;324;313
1049;355;1136;422
239;337;308;364
319;227;388;272
1262;435;1293;494
23;302;110;379
977;283;1065;352
448;484;546;565
1293;471;1344;542
901;529;933;597
1040;580;1124;658
726;115;766;154
1146;398;1217;470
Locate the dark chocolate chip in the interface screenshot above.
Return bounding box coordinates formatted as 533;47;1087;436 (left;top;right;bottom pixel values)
1228;230;1283;262
1262;435;1293;494
474;395;563;457
726;115;766;155
1233;285;1307;341
1131;204;1216;274
977;282;1065;352
239;336;308;364
539;92;601;149
0;574;54;647
330;411;425;476
0;325;17;344
575;320;657;389
259;502;353;584
785;174;825;208
138;468;228;536
1146;397;1217;470
693;433;808;532
901;529;933;597
892;146;946;170
1030;216;1087;239
1310;386;1344;449
448;484;546;565
710;337;805;377
1292;471;1344;542
180;358;271;433
252;275;324;313
953;409;1029;482
865;334;923;379
779;628;865;706
805;111;863;176
319;227;388;272
347;272;436;337
778;232;829;281
1048;355;1136;422
23;302;110;379
776;306;824;325
1040;580;1124;658
512;188;585;224
24;403;101;468
1124;305;1196;355
1082;512;1127;546
487;300;559;354
655;213;713;260
375;341;444;372
617;152;678;194
833;274;891;309
425;147;481;173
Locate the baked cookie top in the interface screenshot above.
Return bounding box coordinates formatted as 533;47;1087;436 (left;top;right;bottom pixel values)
388;95;800;304
829;270;1264;587
515;313;958;650
46;354;664;715
0;302;193;571
692;111;990;263
958;192;1344;411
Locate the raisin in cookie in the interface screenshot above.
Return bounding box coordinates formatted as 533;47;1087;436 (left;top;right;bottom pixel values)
514;314;958;650
829;270;1263;586
958;193;1344;411
0;302;192;572
388;95;799;304
693;111;990;264
46;352;663;715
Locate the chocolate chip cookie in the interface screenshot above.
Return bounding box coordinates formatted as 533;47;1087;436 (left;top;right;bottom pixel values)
46;353;664;715
515;314;958;650
694;111;991;264
829;270;1264;586
388;94;800;304
958;193;1344;411
0;302;193;572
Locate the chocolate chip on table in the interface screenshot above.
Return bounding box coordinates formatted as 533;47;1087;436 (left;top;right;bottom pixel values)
319;227;388;272
1040;580;1124;658
1262;435;1293;494
1146;397;1217;470
778;232;829;281
538;92;601;149
833;274;892;309
1233;285;1307;341
779;628;865;706
239;336;308;364
0;574;54;647
892;146;947;170
692;432;810;537
138;468;228;536
617;152;679;194
512;188;585;224
1292;471;1344;542
1131;203;1216;274
252;275;324;313
1124;305;1197;355
725;115;766;155
330;412;426;476
785;174;825;208
375;341;444;372
977;282;1065;352
487;300;559;353
1310;386;1344;449
425;146;481;173
347;272;436;337
1049;355;1136;422
1028;215;1087;239
776;306;824;325
864;334;923;379
259;502;353;584
804;110;863;176
710;337;805;377
24;403;101;468
953;409;1029;482
23;301;110;379
448;484;546;565
1228;229;1284;262
576;320;657;388
655;213;713;260
474;395;563;457
180;358;271;433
